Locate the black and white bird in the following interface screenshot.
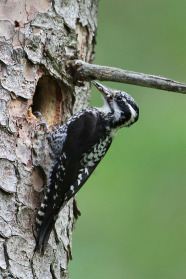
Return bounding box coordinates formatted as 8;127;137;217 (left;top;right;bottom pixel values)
35;81;139;253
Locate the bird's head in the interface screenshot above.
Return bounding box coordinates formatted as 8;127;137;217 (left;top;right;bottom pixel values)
92;81;139;128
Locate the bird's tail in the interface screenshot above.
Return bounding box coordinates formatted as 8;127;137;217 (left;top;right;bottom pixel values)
35;217;55;254
35;198;55;254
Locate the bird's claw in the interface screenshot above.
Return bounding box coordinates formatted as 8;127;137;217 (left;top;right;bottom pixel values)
34;111;49;131
49;124;60;131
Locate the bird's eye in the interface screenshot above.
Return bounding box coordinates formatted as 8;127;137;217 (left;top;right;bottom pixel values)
116;95;122;101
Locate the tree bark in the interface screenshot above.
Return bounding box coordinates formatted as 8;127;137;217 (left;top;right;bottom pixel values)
0;1;98;278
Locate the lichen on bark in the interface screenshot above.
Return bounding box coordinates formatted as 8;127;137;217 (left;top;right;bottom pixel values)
0;0;99;278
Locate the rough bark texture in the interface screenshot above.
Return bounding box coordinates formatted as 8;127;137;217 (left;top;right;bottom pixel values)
0;1;98;278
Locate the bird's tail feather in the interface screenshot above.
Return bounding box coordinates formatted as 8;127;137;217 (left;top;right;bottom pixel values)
35;214;55;254
35;203;56;254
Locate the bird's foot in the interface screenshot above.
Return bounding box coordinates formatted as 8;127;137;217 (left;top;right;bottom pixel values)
34;111;49;131
49;124;61;132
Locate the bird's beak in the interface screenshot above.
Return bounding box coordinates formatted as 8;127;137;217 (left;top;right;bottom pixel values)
91;81;111;100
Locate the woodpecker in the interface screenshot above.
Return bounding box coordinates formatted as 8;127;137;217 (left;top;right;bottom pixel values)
35;81;139;254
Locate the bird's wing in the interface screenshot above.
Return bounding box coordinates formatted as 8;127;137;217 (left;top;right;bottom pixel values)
61;110;112;198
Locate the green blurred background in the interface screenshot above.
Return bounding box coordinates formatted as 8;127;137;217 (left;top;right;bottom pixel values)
70;0;186;278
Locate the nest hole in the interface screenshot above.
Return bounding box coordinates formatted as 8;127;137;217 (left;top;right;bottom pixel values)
32;76;63;126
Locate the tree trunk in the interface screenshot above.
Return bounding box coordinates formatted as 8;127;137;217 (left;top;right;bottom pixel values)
0;1;98;278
